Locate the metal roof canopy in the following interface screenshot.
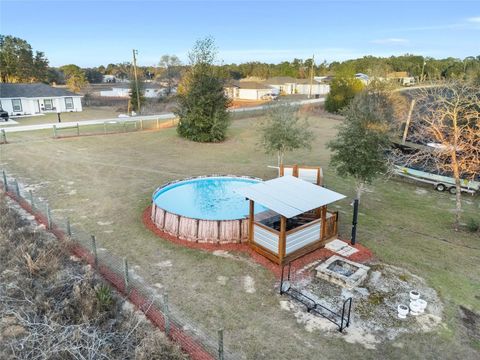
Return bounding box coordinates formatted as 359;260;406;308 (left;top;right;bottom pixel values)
236;175;346;218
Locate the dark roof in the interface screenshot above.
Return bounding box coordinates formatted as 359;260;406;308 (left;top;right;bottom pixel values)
237;81;272;90
0;83;80;98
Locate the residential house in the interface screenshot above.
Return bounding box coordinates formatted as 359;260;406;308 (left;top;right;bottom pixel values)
224;80;273;100
99;83;168;98
263;76;330;96
0;83;83;116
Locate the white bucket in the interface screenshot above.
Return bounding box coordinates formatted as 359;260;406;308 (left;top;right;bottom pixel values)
409;301;422;316
409;290;420;301
398;304;409;319
414;299;427;313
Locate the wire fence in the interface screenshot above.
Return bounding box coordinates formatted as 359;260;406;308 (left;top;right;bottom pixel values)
1;117;179;144
1;169;241;360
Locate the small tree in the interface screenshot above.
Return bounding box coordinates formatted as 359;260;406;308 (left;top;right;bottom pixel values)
175;37;231;142
395;82;480;230
129;78;145;113
60;64;87;92
325;76;364;113
327;83;400;200
259;103;314;167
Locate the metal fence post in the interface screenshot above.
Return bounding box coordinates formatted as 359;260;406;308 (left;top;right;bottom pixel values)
13;179;20;197
29;190;35;210
46;204;52;229
1;129;6;143
76;123;80;136
2;170;8;191
218;329;224;360
53;125;57;138
163;293;170;337
91;235;98;268
66;217;71;237
103;121;107;134
123;257;129;294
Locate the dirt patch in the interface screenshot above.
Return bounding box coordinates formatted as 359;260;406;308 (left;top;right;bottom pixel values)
280;261;443;349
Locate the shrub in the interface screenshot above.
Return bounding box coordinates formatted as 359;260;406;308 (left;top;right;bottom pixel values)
466;218;479;232
325;77;364;113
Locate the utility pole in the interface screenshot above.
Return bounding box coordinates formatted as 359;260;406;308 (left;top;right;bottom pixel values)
420;59;426;83
132;49;141;115
308;54;315;99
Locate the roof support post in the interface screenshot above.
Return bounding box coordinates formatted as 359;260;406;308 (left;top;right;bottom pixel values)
321;206;327;240
248;200;254;245
279;215;287;264
293;164;299;178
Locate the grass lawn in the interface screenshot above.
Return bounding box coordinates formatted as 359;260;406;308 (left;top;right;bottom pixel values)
0;106;121;127
1;113;479;359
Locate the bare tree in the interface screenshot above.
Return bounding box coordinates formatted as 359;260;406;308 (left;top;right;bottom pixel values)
397;82;480;230
158;54;182;96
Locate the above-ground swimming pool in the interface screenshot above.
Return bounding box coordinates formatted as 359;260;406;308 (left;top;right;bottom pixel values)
150;176;265;243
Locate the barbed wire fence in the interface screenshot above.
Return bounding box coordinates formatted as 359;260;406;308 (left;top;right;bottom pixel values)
1;169;242;360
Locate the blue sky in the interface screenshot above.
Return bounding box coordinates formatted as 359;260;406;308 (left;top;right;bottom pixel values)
1;0;479;67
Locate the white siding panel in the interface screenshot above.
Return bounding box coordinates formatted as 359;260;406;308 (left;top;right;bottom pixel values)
286;223;320;255
254;225;279;254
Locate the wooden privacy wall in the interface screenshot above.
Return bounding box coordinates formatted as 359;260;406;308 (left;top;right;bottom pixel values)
279;164;323;185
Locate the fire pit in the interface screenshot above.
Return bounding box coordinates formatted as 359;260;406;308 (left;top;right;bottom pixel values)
315;255;370;288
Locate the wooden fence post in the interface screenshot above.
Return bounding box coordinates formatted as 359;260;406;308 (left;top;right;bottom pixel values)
123;257;129;294
66;218;71;237
91;235;98;268
14;179;20;197
2;170;8;191
156;118;159;129
103;122;107;134
140;119;143;130
53;125;57;138
163;293;170;337
1;129;6;144
76;123;80;136
218;329;224;360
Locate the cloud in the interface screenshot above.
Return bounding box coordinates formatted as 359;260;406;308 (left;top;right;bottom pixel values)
371;38;409;45
467;16;480;23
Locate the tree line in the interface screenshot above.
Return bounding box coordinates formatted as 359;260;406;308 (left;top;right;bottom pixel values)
2;34;479;90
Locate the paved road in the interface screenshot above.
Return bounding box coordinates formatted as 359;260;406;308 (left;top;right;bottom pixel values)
1;98;325;133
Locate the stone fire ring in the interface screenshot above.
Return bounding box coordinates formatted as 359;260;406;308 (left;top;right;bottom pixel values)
315;255;370;288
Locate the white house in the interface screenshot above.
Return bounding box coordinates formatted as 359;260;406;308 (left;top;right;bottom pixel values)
224;81;274;100
100;85;167;98
264;76;330;96
0;83;83;116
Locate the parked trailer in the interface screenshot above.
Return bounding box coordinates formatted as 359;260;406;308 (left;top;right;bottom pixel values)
394;165;479;195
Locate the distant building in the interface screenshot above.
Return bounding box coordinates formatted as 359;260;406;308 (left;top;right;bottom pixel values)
387;72;415;86
99;84;168;98
102;75;129;83
224;80;273;100
263;77;330;96
0;83;83;116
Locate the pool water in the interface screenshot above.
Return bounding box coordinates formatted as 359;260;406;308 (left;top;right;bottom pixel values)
153;177;267;220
